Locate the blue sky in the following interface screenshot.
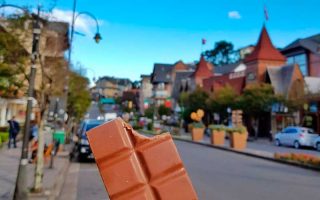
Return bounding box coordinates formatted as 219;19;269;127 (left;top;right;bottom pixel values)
5;0;320;82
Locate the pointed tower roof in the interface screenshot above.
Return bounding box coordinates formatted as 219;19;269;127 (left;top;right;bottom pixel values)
193;55;213;78
244;25;286;63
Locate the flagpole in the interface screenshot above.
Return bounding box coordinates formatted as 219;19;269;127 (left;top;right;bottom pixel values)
201;38;206;56
201;42;203;55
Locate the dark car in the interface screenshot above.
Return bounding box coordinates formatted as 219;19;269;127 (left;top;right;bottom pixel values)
75;119;104;161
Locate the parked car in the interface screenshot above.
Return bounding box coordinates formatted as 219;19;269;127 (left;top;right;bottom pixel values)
312;136;320;151
274;126;318;149
74;119;104;161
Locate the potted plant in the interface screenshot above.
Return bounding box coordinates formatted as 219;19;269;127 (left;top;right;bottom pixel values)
227;126;248;150
208;125;226;146
190;109;205;141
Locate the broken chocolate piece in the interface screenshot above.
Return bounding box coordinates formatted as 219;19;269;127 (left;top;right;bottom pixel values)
86;118;198;200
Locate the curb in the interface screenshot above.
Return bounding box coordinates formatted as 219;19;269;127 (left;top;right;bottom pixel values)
141;131;320;172
28;153;70;200
49;154;70;200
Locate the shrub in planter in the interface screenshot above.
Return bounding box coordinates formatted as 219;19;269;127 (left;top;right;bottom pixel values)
190;109;205;141
208;125;226;146
227;126;248;150
191;122;205;141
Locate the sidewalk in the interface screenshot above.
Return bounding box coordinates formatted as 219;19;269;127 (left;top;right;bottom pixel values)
0;141;70;200
160;126;319;156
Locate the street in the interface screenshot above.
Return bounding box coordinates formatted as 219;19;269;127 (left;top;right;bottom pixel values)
59;140;320;200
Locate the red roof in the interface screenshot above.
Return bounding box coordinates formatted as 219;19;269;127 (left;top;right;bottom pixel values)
193;55;213;78
203;74;245;95
244;25;286;63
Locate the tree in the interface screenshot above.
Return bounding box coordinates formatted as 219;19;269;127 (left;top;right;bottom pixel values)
238;83;275;116
6;14;70;191
0;26;29;98
208;84;238;123
204;40;239;66
67;71;91;122
144;105;155;119
237;83;276;139
179;87;209;122
158;104;171;117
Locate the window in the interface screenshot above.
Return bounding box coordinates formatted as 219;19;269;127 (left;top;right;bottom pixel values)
283;128;297;134
158;83;165;90
287;54;308;76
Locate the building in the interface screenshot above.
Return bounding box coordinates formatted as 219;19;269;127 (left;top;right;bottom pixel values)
95;76;132;98
203;62;247;94
281;34;320;132
0;18;69;126
244;25;287;84
239;45;255;60
281;34;320;77
139;75;153;114
151;61;195;107
191;55;214;88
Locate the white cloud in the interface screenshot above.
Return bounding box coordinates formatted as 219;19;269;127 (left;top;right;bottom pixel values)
228;11;241;20
41;9;104;36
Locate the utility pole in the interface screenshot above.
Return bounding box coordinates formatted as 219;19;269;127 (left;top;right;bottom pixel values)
14;5;41;200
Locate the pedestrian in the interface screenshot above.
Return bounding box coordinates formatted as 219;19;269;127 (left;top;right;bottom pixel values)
29;121;38;142
29;121;39;162
29;120;38;146
7;116;20;148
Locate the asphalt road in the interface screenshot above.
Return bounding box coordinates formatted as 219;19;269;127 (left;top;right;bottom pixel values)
86;102;101;120
59;140;320;200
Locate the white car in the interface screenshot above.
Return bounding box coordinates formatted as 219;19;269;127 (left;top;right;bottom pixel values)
312;136;320;151
274;126;318;149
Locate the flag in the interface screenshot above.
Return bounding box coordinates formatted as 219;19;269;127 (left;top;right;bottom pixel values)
202;38;206;45
264;5;269;21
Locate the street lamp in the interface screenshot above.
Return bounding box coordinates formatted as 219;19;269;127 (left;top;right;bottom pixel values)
68;1;102;67
0;3;41;200
64;0;101;121
74;11;102;44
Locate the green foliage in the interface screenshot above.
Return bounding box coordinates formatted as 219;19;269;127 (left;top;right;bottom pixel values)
226;126;247;134
208;84;238;115
158;104;171;116
208;125;226;131
192;122;205;128
179;87;209;122
0;29;28;98
147;122;153;130
67;72;91;121
144;106;155;119
204;40;239;66
237;83;276;117
0;132;9;142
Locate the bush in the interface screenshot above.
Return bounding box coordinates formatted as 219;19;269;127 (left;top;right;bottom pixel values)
208;125;226;131
147;122;153;131
0;132;9;142
226;126;247;134
274;153;320;168
192;122;205;128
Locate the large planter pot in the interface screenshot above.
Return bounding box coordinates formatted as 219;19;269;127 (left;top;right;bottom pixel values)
191;128;204;141
211;130;225;146
229;132;248;150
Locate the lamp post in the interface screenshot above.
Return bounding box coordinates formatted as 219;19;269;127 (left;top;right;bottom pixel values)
0;3;41;200
64;0;101;125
